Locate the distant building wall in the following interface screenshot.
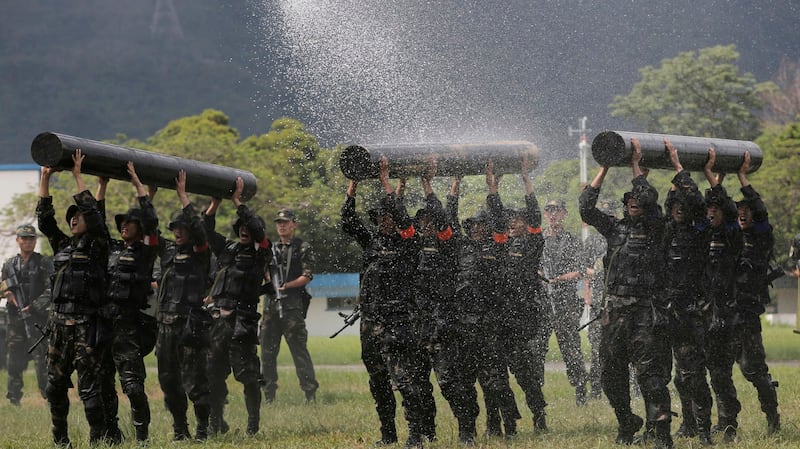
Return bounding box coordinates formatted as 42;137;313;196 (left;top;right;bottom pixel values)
0;165;40;260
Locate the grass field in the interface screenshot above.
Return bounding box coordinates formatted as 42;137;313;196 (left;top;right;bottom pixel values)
0;323;798;448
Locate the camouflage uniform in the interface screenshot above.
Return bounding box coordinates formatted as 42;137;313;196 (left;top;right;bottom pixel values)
580;176;673;448
37;190;110;446
205;204;270;435
97;196;160;442
456;206;522;437
414;193;473;442
542;223;589;405
1;246;52;405
341;191;436;447
155;204;213;440
661;171;713;443
260;235;318;403
584;232;606;399
492;192;550;431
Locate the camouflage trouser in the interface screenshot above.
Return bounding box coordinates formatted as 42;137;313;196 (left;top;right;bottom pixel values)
46;320;106;442
672;312;712;430
550;296;589;388
708;310;778;427
502;322;548;417
379;315;436;440
705;320;741;427
156;316;211;430
259;308;318;396
433;318;518;433
99;311;151;435
209;313;263;424
587;303;603;396
360;315;397;439
5;315;47;402
600;298;672;426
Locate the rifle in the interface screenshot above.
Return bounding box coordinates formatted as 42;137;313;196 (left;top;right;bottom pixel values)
27;322;51;354
271;245;288;319
576;312;602;332
4;263;35;340
330;305;361;339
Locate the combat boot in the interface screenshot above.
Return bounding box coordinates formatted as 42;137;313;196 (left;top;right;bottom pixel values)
653;420;673;449
134;424;148;443
614;413;643;445
532;412;548;433
485;408;502;436
711;417;737;443
673;420;697;438
504;417;518;438
194;403;210;441
375;424;398;446
404;433;424;449
766;410;781;435
696;414;713;446
457;419;476;445
52;421;71;448
172;420;191;441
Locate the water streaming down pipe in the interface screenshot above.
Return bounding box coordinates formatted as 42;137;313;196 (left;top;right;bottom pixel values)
339;141;541;180
30;132;258;200
591;131;762;174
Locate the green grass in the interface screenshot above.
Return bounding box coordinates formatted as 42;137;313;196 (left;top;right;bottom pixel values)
1;322;799;448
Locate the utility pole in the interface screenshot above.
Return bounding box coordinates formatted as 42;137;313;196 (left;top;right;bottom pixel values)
568;117;591;241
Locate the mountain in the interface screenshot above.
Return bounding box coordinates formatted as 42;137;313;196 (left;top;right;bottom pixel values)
1;0;798;164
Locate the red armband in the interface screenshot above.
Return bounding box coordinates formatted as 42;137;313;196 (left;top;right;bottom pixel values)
258;237;270;249
143;234;159;246
493;232;509;244
194;242;209;253
436;226;453;241
398;225;416;239
527;225;542;234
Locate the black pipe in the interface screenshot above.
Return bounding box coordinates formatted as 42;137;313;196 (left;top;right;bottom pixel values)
31;132;257;201
339;141;541;180
591;131;762;174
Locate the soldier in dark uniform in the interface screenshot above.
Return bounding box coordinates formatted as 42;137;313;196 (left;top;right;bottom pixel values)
413;165;472;442
92;162;160;443
36;151;110;446
155;170;214;441
204;177;271;435
583;199;618;401
726;151;781;435
341;156;435;448
579;139;673;449
490;157;549;432
700;149;742;442
1;223;52;405
541;198;590;406
660;142;713;445
260;207;319;404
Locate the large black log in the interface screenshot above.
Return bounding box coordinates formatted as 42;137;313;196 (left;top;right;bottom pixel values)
591;131;762;174
31;132;257;201
339;141;540;180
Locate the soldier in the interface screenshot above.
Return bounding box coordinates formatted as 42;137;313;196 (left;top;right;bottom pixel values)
579;139;673;449
155;170;214;441
726;151;781;434
95;162;160;443
413;164;468;442
260;206;319;404
700;149;742;442
541;197;590;406
341;156;436;448
36;150;110;446
490;157;549;432
1;223;52;406
660;142;713;445
583;199;618;400
204;177;271;435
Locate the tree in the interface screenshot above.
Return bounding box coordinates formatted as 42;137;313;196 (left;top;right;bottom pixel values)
751;119;800;262
610;45;766;140
759;57;800;126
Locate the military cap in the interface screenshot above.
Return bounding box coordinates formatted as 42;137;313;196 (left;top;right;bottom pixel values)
16;224;37;237
274;208;296;222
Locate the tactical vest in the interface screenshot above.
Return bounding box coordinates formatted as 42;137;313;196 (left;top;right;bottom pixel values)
159;244;208;313
604;218;662;297
52;235;106;310
664;223;705;290
736;229;772;295
209;241;263;310
360;234;416;317
107;243;153;309
3;253;50;316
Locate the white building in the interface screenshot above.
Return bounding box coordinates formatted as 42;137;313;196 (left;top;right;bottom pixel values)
0;164;40;260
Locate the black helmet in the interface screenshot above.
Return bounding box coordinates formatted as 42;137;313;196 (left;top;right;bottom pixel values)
65;205;80;225
232;214;266;237
168;210;190;231
114;207;144;233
